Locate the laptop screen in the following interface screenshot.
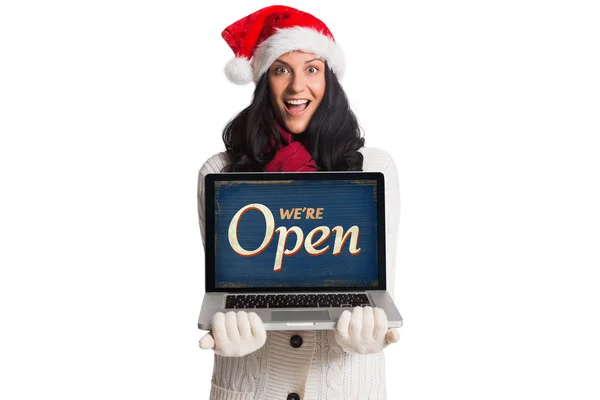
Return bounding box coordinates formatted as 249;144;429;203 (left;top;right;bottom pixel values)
205;172;386;292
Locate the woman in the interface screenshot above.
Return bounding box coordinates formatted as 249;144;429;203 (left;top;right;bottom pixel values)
197;6;401;400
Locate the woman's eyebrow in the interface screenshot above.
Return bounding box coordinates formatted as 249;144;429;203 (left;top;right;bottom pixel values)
272;58;325;67
273;59;291;67
305;58;324;64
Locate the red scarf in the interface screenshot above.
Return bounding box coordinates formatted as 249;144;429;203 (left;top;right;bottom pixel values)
264;122;317;172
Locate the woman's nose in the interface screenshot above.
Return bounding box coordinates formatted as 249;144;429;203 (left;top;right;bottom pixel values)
288;72;306;93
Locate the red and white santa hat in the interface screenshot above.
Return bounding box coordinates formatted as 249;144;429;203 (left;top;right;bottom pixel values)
221;5;345;85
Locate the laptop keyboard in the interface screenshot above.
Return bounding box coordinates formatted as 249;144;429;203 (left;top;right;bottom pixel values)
225;293;372;309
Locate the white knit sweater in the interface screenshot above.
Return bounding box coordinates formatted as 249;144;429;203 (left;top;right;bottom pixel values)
197;147;401;400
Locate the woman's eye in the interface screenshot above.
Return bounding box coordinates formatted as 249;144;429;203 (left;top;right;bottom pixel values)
307;66;318;74
274;66;288;74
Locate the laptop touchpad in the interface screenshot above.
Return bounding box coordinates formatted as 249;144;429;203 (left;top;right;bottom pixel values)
271;311;331;321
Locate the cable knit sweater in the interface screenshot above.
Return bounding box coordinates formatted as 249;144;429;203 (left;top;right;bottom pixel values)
197;147;401;400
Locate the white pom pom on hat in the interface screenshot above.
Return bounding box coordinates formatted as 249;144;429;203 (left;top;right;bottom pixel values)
221;5;345;85
224;57;254;85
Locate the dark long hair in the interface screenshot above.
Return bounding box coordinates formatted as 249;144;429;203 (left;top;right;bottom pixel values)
222;62;365;172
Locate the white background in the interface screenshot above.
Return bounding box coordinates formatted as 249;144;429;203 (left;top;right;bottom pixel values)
1;0;599;398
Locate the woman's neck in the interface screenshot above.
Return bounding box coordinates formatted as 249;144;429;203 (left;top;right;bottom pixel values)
275;120;298;143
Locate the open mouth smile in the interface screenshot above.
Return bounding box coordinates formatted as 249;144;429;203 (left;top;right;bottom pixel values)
284;99;311;115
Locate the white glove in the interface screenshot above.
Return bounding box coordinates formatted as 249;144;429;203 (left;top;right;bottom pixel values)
334;306;400;355
199;311;267;357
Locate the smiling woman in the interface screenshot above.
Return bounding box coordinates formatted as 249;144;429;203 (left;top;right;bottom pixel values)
196;5;402;400
268;52;326;134
216;6;364;174
220;48;365;172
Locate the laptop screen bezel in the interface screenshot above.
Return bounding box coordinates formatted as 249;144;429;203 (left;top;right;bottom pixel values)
204;171;387;293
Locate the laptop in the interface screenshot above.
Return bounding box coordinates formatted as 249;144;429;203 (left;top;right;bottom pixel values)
197;171;403;331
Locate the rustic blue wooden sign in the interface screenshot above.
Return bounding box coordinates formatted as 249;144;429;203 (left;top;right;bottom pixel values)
213;179;379;289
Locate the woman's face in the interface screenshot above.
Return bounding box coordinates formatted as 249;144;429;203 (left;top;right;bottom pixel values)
268;51;326;134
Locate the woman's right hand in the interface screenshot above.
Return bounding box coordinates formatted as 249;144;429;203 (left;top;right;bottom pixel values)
199;311;267;357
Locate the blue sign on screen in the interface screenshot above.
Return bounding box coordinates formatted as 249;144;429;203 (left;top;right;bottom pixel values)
214;179;379;288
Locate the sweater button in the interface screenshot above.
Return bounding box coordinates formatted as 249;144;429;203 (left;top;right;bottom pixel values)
290;335;303;348
287;393;300;400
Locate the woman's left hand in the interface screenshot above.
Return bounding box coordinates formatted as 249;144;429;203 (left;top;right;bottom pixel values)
334;306;399;355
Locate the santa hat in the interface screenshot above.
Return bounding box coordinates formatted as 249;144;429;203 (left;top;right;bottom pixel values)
221;5;345;85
